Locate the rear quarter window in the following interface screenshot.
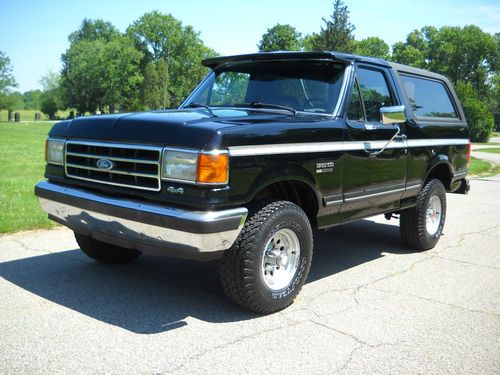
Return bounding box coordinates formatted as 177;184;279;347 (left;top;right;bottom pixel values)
400;74;458;120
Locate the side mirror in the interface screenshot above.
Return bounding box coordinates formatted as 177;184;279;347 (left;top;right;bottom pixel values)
380;105;406;125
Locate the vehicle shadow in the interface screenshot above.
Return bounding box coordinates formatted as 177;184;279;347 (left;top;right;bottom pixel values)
0;219;411;334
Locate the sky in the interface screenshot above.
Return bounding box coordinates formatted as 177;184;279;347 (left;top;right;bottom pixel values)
1;0;499;92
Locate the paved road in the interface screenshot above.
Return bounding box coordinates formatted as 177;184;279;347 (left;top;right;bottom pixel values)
1;177;499;374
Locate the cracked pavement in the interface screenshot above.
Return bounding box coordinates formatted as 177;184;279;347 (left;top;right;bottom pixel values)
1;176;499;374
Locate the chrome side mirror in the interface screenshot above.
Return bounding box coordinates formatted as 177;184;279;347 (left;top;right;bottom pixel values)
380;105;406;125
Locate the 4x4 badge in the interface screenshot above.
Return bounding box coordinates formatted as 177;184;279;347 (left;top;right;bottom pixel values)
167;186;184;194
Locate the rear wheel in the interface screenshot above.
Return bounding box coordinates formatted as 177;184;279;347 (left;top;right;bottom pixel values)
400;179;447;250
219;200;313;314
75;233;142;264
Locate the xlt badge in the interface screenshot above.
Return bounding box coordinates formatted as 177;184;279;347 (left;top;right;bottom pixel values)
316;161;334;174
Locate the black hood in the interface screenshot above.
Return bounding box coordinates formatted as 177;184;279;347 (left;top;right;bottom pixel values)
48;108;332;149
48;110;233;149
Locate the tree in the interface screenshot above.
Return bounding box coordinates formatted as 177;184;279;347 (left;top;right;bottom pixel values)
127;11;217;108
392;26;497;98
355;37;390;59
61;33;143;113
40;70;61;92
142;62;161;110
23;90;42;109
305;0;356;53
491;74;500;129
258;24;302;52
39;70;64;119
391;42;426;67
100;36;144;112
0;51;18;111
68;19;120;44
455;81;494;142
40;92;59;119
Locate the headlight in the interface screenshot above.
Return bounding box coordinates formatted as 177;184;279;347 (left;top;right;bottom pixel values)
162;149;198;182
161;148;229;185
45;138;65;165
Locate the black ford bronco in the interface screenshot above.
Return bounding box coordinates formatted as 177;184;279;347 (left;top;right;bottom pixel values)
35;51;470;313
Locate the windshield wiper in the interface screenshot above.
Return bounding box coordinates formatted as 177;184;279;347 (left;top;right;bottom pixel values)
186;102;217;117
240;101;297;116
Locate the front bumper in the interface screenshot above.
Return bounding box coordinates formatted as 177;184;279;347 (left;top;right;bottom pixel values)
35;181;247;260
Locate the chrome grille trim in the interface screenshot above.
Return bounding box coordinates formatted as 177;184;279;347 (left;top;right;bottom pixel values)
65;151;159;165
64;140;162;192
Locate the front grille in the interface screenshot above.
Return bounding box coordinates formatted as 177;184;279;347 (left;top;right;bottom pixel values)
65;141;162;191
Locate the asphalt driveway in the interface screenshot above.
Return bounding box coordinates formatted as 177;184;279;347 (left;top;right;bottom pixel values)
1;176;499;374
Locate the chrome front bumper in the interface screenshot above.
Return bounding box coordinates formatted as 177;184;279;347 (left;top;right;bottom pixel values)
35;181;247;260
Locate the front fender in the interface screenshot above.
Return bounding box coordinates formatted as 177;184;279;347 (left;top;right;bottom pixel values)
227;154;321;206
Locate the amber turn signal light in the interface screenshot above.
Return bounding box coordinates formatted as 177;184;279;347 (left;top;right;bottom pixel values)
197;153;229;184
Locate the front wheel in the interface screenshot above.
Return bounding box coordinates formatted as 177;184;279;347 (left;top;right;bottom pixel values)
219;201;313;314
400;179;447;251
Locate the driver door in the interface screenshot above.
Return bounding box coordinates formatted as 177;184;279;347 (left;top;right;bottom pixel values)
339;65;408;220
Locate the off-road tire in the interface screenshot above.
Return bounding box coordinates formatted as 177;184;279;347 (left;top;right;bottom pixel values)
75;233;142;264
219;200;313;314
400;179;447;251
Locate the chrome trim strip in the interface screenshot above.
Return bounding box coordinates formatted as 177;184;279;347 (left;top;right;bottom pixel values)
66;163;158;178
344;188;405;202
35;181;247;254
62;174;161;192
405;184;422;190
66;151;159;165
406;139;469;147
228;138;469;156
324;199;343;207
66;140;164;151
453;170;468;179
332;64;353;117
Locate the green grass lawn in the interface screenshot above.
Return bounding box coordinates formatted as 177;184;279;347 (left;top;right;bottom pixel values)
0;121;57;234
472;142;500;146
475;148;500;154
0;109;70;122
468;157;500;176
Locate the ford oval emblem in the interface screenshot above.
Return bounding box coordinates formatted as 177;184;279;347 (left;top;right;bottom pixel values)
96;159;114;170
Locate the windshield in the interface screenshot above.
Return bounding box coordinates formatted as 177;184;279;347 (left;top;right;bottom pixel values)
183;61;346;114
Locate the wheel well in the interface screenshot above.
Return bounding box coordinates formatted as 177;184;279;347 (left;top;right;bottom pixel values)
426;163;452;191
252;180;319;227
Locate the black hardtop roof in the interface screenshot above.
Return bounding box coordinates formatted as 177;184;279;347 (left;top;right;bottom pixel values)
201;51;387;68
202;51;450;82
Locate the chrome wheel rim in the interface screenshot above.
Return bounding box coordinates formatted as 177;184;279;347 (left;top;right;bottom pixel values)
261;228;301;291
426;195;442;235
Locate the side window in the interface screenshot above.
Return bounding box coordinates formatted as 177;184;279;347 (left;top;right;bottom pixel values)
400;75;458;119
357;68;394;123
347;80;364;122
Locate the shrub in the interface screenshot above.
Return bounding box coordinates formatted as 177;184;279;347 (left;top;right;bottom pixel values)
455;81;494;142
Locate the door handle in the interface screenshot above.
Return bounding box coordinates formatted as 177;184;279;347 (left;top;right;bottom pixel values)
367;126;402;158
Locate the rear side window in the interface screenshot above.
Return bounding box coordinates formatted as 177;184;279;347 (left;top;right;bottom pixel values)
400;75;458;119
